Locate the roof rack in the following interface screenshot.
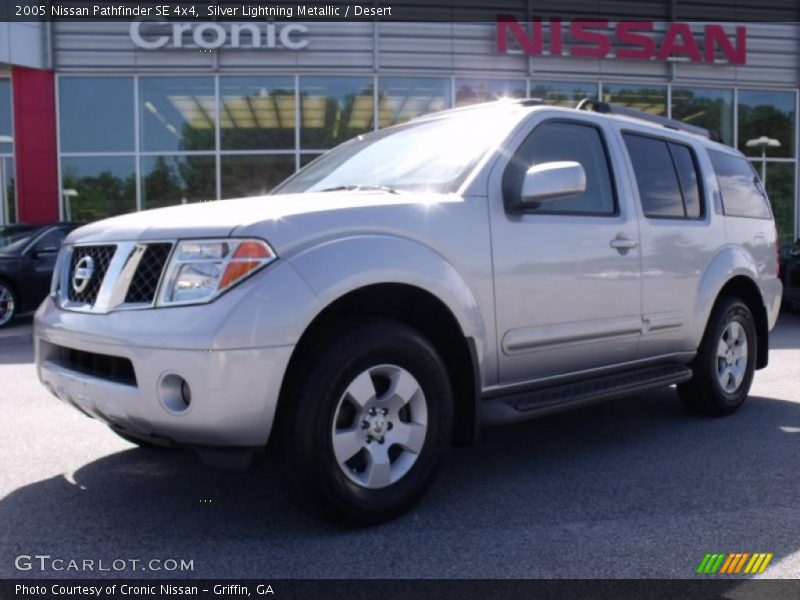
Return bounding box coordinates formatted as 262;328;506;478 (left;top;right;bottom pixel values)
575;98;720;142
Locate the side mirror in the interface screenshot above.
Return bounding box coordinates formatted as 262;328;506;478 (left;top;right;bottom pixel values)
520;161;587;207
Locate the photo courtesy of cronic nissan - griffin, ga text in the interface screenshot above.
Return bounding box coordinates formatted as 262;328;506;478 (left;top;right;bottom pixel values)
34;99;782;524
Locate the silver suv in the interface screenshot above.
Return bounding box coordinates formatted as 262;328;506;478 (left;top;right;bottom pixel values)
35;100;782;524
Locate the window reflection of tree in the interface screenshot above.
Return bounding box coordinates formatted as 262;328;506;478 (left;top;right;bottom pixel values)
739;104;794;159
62;169;135;222
671;89;733;145
143;156;215;209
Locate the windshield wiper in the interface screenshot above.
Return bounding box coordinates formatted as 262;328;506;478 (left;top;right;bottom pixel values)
320;184;399;194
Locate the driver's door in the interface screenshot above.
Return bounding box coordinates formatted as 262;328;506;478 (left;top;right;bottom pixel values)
489;116;643;385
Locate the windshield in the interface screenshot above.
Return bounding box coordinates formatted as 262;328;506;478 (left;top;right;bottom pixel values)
275;107;522;195
0;227;37;255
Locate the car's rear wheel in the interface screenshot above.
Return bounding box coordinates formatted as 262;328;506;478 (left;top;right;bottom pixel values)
278;320;453;525
0;282;16;329
678;296;756;416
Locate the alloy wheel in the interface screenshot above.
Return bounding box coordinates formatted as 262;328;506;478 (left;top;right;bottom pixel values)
331;364;428;489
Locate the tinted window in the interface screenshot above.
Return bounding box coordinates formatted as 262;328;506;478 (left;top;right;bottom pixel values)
623;134;684;217
503;121;616;215
709;150;772;219
33;229;67;253
669;143;703;218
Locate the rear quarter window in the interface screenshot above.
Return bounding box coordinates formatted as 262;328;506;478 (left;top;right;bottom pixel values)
708;150;772;219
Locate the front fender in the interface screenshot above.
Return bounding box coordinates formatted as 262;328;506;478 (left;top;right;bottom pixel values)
287;234;490;376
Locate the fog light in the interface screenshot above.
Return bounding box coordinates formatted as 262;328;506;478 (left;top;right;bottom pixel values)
159;374;192;414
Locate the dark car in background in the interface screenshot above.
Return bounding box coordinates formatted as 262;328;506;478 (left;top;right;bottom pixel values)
781;239;800;310
0;223;81;328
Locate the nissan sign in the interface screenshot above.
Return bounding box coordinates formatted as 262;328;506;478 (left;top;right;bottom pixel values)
496;16;746;65
130;21;310;50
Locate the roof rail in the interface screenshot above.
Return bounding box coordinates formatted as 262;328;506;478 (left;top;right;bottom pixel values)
576;98;719;141
519;97;546;106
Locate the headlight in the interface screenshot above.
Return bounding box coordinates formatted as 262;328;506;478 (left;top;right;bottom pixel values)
157;238;277;306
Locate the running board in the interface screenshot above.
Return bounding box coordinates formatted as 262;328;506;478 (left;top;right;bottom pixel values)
481;364;693;426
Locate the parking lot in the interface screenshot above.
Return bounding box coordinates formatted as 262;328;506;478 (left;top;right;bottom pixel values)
1;312;798;579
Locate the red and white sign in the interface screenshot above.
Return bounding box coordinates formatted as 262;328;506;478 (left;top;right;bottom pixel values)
496;17;746;65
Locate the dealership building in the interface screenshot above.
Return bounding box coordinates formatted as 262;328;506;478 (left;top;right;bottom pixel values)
0;12;798;240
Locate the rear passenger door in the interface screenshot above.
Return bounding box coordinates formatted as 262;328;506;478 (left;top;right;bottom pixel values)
620;131;724;359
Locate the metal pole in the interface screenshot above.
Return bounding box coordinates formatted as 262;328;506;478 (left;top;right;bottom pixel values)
761;147;767;186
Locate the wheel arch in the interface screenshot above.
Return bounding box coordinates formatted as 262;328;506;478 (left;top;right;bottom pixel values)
277;282;482;446
695;246;771;370
698;274;769;370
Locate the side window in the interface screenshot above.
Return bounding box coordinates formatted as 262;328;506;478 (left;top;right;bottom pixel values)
623;133;704;219
32;229;66;254
708;150;772;219
502;121;616;215
669;143;702;218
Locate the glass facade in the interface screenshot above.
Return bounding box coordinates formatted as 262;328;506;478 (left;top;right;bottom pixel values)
672;87;734;146
141;155;215;210
455;79;526;107
737;90;797;241
61;156;136;222
378;77;450;127
59;77;134;152
220;76;295;150
301;76;374;148
220;155;295;199
530;81;596;107
56;75;799;239
0;79;14;224
603;84;667;115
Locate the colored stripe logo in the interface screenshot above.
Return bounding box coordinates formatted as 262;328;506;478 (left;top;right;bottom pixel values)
696;553;773;574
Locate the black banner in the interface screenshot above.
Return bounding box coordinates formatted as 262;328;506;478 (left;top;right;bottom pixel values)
3;580;800;600
1;0;799;22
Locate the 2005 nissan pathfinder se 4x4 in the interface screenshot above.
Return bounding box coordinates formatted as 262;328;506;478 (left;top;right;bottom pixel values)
35;99;782;524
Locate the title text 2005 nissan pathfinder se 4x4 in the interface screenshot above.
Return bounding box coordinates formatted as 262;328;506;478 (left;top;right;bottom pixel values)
35;100;782;524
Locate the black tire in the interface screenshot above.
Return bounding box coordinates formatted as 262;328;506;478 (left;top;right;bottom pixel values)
0;281;17;329
678;296;757;416
277;319;453;525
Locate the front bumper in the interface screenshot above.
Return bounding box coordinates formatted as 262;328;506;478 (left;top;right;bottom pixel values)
35;297;294;448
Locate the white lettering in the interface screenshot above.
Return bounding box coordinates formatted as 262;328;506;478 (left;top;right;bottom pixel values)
231;23;261;48
280;24;310;50
193;23;227;49
130;21;169;50
130;22;309;50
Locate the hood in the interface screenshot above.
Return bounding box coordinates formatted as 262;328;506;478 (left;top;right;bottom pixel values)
66;191;460;249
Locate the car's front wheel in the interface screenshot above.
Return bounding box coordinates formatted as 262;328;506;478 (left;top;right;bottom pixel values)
678;296;757;416
278;320;453;525
0;281;16;329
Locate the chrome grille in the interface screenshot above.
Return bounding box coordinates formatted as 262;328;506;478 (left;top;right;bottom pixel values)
124;243;173;304
59;241;174;313
67;245;116;305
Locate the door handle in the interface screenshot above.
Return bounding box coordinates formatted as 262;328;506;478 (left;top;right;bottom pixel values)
610;237;638;250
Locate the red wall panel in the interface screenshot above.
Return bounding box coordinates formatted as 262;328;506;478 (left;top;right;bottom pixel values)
12;67;59;224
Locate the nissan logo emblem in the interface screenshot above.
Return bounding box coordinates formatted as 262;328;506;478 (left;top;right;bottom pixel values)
72;256;95;294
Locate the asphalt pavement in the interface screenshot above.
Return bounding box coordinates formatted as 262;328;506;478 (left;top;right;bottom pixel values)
1;312;799;579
